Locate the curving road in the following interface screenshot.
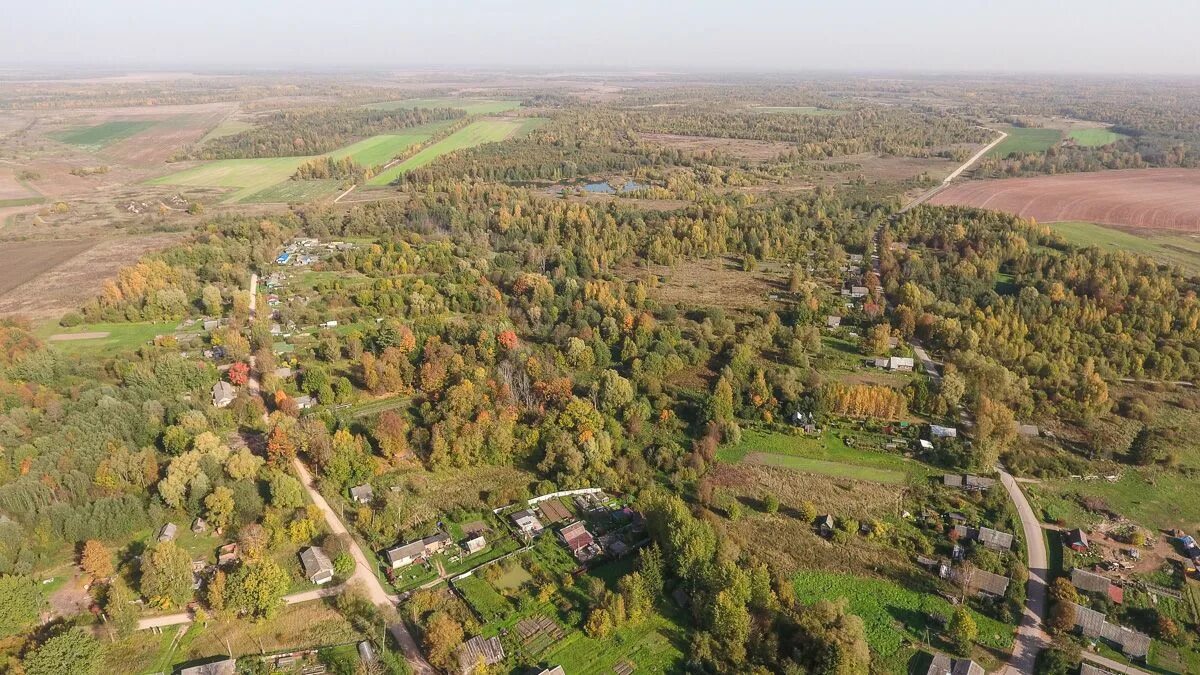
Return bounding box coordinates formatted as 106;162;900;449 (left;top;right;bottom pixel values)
900;128;1008;213
292;457;434;674
997;468;1051;675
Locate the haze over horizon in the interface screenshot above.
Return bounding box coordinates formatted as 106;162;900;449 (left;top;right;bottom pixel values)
3;0;1199;76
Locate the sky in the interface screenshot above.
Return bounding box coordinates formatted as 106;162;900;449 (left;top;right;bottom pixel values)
3;0;1198;75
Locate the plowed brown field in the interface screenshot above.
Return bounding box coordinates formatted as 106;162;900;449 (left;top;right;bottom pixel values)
930;169;1200;231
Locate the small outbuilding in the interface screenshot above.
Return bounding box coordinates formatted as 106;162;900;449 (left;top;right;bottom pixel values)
349;484;375;504
211;381;236;408
158;522;178;543
1065;528;1090;552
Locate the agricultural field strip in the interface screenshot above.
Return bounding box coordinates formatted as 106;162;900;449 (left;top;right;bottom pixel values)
366;118;530;186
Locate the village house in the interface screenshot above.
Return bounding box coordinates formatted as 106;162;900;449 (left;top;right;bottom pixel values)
465;536;486;554
1064;528;1090;552
158;522;178;543
457;636;505;674
349;484;375;504
950;566;1011;598
1072;602;1150;658
814;514;835;537
217;543;239;566
179;658;237;675
300;546;334;585
211;381;236;408
930;424;958;439
294;394;316;410
953;525;1014;551
943;474;996;491
559;521;595;557
888;356;914;372
536;668;566;675
826;315;842;329
511;509;544;537
385;532;452;569
926;653;984;675
191;517;207;534
1071;568;1123;604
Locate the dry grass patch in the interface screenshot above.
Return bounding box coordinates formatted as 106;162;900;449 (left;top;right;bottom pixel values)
184;601;362;662
637;132;795;161
624;256;782;313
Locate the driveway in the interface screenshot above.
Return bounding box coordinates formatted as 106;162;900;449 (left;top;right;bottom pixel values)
997;468;1051;675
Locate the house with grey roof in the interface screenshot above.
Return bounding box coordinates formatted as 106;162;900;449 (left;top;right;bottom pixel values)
211;381;236;408
300;546;334;585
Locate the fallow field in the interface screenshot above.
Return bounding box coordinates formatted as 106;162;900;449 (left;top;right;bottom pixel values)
366;117;538;185
929;168;1200;232
366;97;521;115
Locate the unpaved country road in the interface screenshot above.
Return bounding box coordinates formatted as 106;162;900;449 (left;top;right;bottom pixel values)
900;128;1008;212
136;584;344;630
292;457;434;674
997;468;1051;675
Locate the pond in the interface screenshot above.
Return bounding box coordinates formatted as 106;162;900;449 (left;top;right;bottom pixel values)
581;181;647;194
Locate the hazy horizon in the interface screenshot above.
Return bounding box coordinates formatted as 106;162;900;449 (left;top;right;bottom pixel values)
3;0;1199;76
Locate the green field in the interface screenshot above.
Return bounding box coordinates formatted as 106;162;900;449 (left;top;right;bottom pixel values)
0;197;44;208
1069;128;1128;147
988;126;1063;157
1050;221;1200;275
752;106;846;115
148;156;311;203
367;118;532;186
793;572;1013;672
1031;469;1200;532
37;321;182;355
328;120;455;167
455;574;512;621
51;120;156;149
717;429;921;484
242;179;343;203
540;612;686;674
367;98;521;115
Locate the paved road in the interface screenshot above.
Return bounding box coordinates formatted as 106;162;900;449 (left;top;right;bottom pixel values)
997;468;1051;675
292;458;434;674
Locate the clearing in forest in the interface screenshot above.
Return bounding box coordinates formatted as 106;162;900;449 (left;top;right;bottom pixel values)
366;118;533;185
986;126;1062;157
147;156;312;203
367;98;521;115
327;120;455;167
1069;127;1128;147
751;106;846;115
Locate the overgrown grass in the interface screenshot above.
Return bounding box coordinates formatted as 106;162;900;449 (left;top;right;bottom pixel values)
456;574;513;621
793;571;1013;672
717;428;923;484
37;320;182;355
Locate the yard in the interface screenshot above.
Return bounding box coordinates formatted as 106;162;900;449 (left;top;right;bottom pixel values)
793;571;1014;673
716;428;925;484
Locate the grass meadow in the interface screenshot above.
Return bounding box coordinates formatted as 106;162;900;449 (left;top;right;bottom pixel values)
716;428;924;484
148;156;312;203
987;126;1063;157
1049;220;1200;275
1069;128;1129;147
51;120;156;149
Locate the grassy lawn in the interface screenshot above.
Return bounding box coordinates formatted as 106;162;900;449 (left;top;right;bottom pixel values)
1049;220;1200;275
1035;470;1200;532
793;571;1013;673
1069;128;1128;147
367;118;532;185
988;126;1063;157
455;574;512;621
366;98;521;115
752;106;846;115
182;601;363;664
51;120;156;149
37;320;182;355
717;428;922;484
539;610;687;674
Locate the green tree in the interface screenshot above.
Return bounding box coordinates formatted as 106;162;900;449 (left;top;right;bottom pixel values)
948;607;978;655
140;541;194;608
763;493;780;514
225;557;289;620
268;470;305;509
204;486;236;531
0;575;43;638
24;628;102;675
105;581;139;637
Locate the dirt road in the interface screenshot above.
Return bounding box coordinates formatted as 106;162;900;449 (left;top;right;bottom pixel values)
900;128;1008;212
997;468;1051;675
291;457;434;674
